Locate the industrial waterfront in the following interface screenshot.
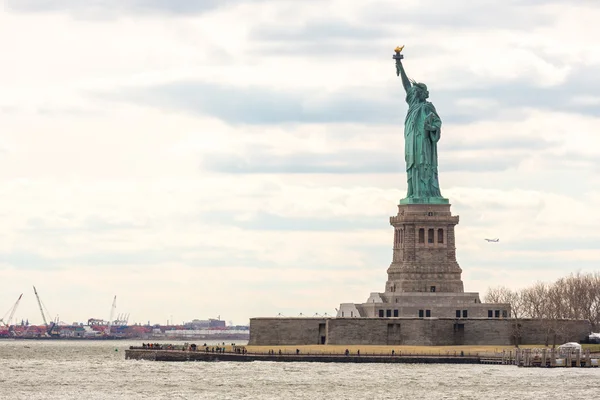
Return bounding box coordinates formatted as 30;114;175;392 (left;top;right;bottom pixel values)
1;287;248;340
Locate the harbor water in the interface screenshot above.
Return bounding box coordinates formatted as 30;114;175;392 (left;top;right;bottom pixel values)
1;340;598;399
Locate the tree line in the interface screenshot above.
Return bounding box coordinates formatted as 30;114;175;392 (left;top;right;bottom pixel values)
485;271;600;346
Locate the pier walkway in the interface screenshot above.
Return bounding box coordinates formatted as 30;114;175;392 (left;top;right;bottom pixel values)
126;347;486;364
125;346;600;366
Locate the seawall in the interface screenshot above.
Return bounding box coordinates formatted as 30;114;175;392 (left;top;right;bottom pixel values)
124;349;484;364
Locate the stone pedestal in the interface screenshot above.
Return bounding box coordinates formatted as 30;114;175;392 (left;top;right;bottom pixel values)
386;203;463;293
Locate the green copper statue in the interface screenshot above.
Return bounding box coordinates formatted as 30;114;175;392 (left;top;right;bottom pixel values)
393;46;448;205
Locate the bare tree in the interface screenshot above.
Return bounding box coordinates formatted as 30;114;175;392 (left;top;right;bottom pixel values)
521;282;549;319
589;272;600;331
485;286;513;304
489;272;600;347
577;272;600;331
485;286;524;346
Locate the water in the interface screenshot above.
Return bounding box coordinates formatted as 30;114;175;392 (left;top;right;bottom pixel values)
0;340;598;399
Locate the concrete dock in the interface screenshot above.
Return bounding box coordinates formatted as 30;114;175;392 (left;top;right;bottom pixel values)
125;347;488;364
125;346;599;366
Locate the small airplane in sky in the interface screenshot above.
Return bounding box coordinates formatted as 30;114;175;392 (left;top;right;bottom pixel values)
484;238;499;242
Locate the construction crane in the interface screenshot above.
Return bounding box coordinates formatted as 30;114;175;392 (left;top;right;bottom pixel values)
114;313;130;326
0;293;23;327
106;296;116;336
33;286;59;337
33;286;48;326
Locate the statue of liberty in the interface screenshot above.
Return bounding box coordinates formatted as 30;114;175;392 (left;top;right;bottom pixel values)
393;46;448;204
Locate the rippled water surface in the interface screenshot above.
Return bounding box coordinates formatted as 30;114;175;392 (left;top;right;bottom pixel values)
1;340;598;399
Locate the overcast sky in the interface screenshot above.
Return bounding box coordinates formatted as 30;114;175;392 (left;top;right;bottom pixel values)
1;0;599;326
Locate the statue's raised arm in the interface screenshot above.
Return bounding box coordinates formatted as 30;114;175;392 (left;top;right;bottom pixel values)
393;46;411;93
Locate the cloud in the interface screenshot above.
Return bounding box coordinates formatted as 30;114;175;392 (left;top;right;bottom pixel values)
251;20;390;42
201;148;527;174
121;82;398;124
202;149;400;174
200;211;383;231
0;248;174;269
21;215;150;235
111;81;453;125
199;130;560;175
0;106;20;115
4;0;263;17
463;255;600;294
362;0;557;30
117;61;600;127
441;136;556;152
461;251;600;273
0;251;54;270
249;19;393;60
503;238;600;252
248;0;557;59
437;65;600;118
0;237;285;270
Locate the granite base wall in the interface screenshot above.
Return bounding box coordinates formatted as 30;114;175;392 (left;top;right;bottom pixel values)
249;318;326;345
249;318;591;346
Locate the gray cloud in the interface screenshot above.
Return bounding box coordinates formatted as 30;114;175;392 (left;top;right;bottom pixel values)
202;150;400;174
118;62;600;127
22;216;150;235
116;81;469;125
362;0;557;30
444;155;526;173
0;246;276;270
252;20;389;42
35;106;106;117
441;136;556;152
451;198;544;216
250;42;392;61
558;152;600;173
0;243;392;273
436;66;600;119
4;0;263;16
200;143;552;174
459;235;600;277
249;20;393;59
200;211;384;231
461;253;600;273
121;82;399;125
502;237;600;253
0;106;20;115
0;251;54;270
248;1;559;59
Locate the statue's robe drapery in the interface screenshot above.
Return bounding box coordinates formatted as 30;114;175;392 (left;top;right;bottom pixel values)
404;86;443;199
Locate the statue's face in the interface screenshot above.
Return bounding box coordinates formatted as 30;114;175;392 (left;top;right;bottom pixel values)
413;83;429;101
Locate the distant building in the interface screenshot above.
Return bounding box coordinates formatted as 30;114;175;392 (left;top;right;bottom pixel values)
185;318;226;329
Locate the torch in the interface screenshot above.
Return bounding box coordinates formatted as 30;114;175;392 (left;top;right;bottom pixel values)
393;45;404;76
